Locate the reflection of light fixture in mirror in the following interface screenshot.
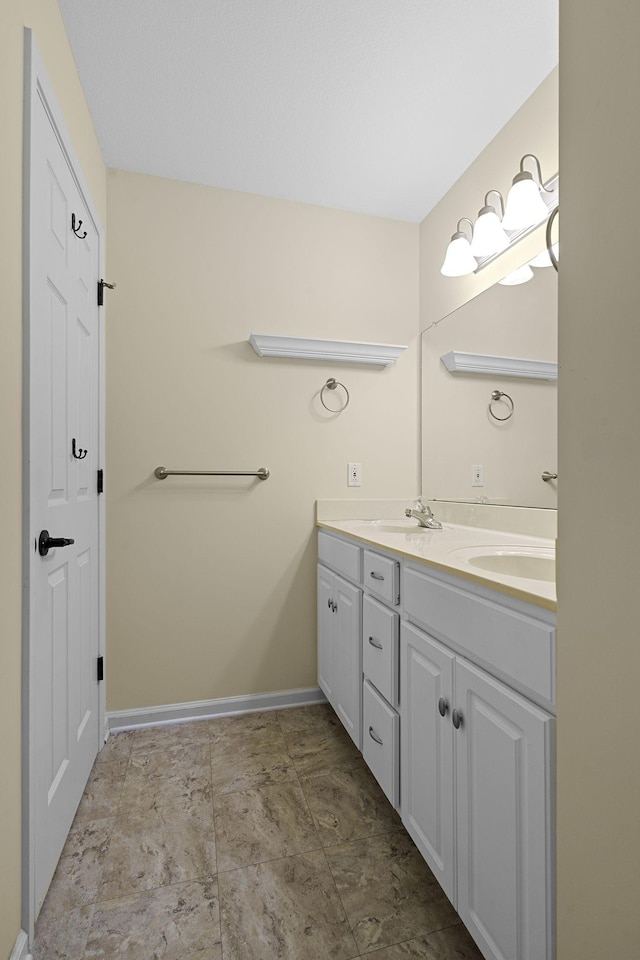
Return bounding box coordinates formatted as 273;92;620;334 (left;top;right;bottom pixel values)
498;264;534;286
470;190;509;257
529;243;559;268
502;154;553;232
440;218;476;277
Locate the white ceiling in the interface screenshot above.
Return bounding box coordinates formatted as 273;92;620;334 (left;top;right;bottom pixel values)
58;0;558;223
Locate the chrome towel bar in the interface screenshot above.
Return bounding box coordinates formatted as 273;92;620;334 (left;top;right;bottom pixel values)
154;466;270;481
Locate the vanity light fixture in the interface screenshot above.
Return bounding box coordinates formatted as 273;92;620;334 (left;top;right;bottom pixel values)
501;154;553;232
498;264;534;286
469;190;510;258
440;218;476;277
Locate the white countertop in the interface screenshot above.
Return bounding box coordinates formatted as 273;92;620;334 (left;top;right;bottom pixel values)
317;517;556;612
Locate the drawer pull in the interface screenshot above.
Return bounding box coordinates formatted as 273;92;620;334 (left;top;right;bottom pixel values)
452;708;463;730
368;636;383;650
368;725;384;745
438;697;449;717
370;571;385;581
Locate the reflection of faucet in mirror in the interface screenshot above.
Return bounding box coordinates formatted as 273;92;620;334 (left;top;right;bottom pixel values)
405;497;442;529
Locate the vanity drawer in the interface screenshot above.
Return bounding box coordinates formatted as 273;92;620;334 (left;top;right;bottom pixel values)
363;595;399;707
318;531;361;583
363;680;399;808
363;549;400;606
403;564;556;705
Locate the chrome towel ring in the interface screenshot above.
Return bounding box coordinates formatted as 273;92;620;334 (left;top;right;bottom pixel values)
489;389;514;421
320;377;350;412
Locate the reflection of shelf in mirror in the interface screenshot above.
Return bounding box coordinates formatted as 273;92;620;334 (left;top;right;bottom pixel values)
249;334;406;366
441;351;557;381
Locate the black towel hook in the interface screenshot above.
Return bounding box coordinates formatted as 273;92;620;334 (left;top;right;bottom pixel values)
71;213;87;239
72;439;88;460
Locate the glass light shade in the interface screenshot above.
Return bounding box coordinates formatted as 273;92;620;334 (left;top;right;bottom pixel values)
529;243;559;268
440;234;477;277
498;264;534;286
470;208;510;257
502;173;550;231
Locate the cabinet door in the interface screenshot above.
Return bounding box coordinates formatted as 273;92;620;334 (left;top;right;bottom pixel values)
317;565;336;708
334;574;362;749
455;658;554;960
400;622;456;905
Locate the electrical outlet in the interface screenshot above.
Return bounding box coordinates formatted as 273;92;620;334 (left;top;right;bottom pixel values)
471;464;484;487
348;462;362;487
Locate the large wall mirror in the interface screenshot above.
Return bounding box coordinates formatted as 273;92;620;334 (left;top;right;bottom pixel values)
421;262;557;508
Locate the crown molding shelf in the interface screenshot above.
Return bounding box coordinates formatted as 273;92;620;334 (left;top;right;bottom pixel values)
249;334;406;366
441;351;558;381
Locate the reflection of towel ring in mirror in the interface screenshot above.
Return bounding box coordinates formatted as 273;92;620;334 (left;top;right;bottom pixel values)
320;377;350;412
489;389;514;421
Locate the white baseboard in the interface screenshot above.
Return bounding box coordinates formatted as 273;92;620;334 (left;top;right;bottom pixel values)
107;686;326;732
9;930;30;960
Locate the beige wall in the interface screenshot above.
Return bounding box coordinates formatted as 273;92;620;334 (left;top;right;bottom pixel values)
105;170;418;711
557;4;640;957
419;68;558;508
0;0;105;953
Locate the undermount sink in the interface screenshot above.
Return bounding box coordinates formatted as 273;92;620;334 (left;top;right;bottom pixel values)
450;545;555;582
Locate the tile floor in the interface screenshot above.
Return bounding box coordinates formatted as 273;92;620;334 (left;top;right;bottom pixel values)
33;704;484;960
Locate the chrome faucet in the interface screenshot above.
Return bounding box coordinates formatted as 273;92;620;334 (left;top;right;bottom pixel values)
405;497;442;529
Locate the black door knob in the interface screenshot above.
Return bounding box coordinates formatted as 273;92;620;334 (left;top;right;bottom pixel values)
38;530;75;557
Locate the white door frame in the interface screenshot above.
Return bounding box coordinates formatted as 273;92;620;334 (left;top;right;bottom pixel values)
22;28;106;940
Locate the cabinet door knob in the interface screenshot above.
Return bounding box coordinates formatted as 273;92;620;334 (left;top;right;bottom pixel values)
368;725;383;745
368;636;383;650
327;598;332;609
438;697;449;717
369;571;385;581
452;708;463;730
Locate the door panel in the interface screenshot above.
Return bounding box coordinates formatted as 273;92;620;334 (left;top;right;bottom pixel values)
455;658;554;960
30;89;101;915
334;574;362;749
400;622;456;904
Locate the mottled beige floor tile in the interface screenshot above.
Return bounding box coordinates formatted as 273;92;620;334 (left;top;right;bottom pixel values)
219;850;358;960
32;902;94;960
365;924;484;959
130;720;211;755
73;761;127;822
209;710;280;744
85;877;221;960
119;742;212;811
301;762;402;844
276;702;339;737
210;743;296;795
99;796;216;901
286;725;362;779
210;718;288;756
214;781;320;872
61;817;114;859
95;731;134;764
42;819;113;913
325;831;458;954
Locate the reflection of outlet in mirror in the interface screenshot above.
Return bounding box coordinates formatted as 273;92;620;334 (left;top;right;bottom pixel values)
348;462;362;487
472;464;484;487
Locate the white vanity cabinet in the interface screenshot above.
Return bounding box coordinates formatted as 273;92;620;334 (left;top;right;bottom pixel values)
401;622;554;960
317;525;556;960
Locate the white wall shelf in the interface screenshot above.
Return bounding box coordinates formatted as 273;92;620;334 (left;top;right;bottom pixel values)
249;333;406;366
441;351;557;381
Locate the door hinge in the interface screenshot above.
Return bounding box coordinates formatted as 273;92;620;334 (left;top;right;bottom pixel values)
97;469;104;495
97;656;104;682
97;278;116;306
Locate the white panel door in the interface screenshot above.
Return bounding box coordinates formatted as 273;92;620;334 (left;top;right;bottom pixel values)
455;658;554;960
30;89;101;915
400;622;456;904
